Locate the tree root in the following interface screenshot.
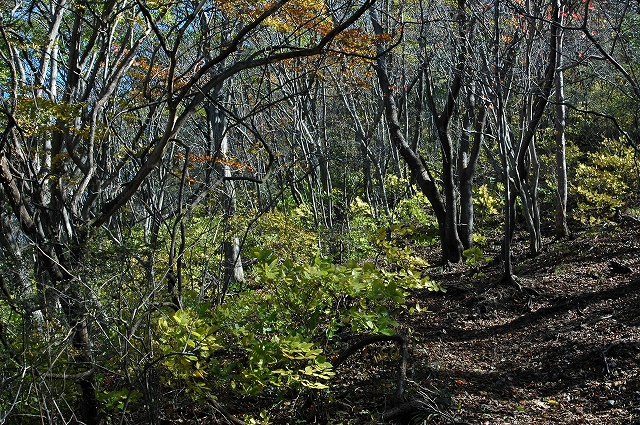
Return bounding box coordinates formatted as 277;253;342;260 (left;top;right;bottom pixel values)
484;273;539;309
333;335;465;423
380;382;462;424
492;273;539;294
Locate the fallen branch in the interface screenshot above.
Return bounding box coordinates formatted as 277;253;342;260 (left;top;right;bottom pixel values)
206;395;246;425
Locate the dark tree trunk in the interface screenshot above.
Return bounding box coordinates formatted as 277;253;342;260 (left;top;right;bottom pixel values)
371;54;450;260
372;8;467;264
440;130;464;263
1;152;102;424
513;0;561;255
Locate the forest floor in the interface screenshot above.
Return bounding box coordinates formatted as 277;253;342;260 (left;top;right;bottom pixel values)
313;219;640;425
202;220;640;425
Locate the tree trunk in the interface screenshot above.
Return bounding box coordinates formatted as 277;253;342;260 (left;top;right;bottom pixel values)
501;132;516;280
419;0;470;263
337;87;389;216
493;0;516;285
223;238;245;292
458;87;487;250
555;13;570;237
511;0;560;256
205;83;245;303
372;9;464;263
371;54;449;260
440;130;464;263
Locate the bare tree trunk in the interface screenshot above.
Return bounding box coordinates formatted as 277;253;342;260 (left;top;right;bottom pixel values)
337;87;389;216
223;238;244;289
168;145;189;309
317;137;334;228
511;0;560;256
361;140;373;207
371;46;448;260
441;131;464;263
372;9;464;263
528;139;542;253
458;84;487;250
210;95;245;302
493;0;517;286
499;111;517;283
555;12;570;237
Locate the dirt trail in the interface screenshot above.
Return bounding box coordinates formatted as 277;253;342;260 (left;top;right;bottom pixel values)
406;223;640;424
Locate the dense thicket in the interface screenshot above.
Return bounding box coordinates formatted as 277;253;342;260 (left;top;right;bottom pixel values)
0;0;638;423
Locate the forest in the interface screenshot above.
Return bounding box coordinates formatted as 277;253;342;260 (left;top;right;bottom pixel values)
0;0;639;423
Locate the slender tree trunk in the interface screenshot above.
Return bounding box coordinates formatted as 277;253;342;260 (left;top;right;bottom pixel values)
337;87;389;216
528;139;542;253
458;88;475;250
503;168;516;280
371;49;449;260
205;83;245;303
497;92;517;284
168;145;189;309
361;140;373;207
511;0;560;256
458;87;487;250
372;9;462;263
317;137;333;228
555;13;570;237
494;0;516;285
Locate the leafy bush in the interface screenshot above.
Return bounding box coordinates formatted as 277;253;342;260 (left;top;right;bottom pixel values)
570;139;638;223
341;196;379;259
156;309;220;386
392;191;437;228
244;206;320;264
153;248;442;399
373;224;435;269
473;183;503;223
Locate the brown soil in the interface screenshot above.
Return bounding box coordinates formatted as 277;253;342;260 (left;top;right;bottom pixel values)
406;222;640;425
301;221;640;424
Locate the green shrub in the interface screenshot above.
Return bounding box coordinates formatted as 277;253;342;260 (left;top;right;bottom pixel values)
392;191;436;228
570;139;638;223
153;248;442;398
473;183;503;224
244;207;320;263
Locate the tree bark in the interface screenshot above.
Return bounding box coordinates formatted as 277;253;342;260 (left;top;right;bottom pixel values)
372;8;466;263
497;0;560;258
371;51;449;260
458;86;487;250
555;11;570;237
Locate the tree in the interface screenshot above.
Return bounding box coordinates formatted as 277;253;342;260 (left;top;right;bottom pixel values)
578;0;640;153
371;0;488;264
0;0;376;421
488;0;561;284
555;1;570;237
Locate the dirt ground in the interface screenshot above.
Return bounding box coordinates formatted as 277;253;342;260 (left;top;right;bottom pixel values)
409;222;640;424
309;221;640;424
